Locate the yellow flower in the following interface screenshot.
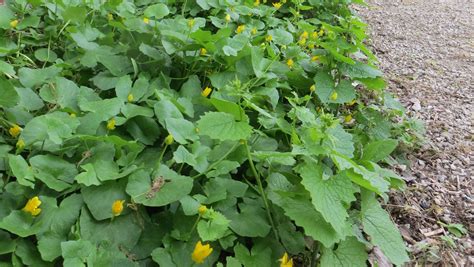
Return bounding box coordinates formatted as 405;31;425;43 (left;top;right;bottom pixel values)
225;14;231;23
188;19;195;28
286;59;294;69
107;13;114;21
8;124;22;138
298;38;306;46
330;91;338;101
265;35;273;42
165;134;174;145
311;55;320;62
198;205;208;215
10;19;19;28
348;99;357;106
236;25;245;34
112;200;125;216
311;31;318;39
279;252;293;267
16;139;25;150
310;85;316;92
127;93;134;102
106;118;116;130
23;196;42;216
344;114;353;123
251;27;257;35
300;31;308;40
191;241;213;264
69;112;77;118
318;29;324;36
308;43;315;49
202;86;212;97
272;2;282;9
254;0;260;6
200;48;207;56
143;17;150;24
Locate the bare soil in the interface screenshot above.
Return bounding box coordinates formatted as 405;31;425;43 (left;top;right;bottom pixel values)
357;0;473;265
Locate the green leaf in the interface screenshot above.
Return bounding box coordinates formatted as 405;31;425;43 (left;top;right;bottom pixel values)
197;112;252;141
126;166;193;207
29;155;78;192
154;100;184;126
324;124;354;158
340;62;383;79
210;98;246;121
39;77;79;110
226;203;271;238
331;154;390;195
82;179;128;220
0;78;19;108
361;139;398;162
361;192;409;266
22;112;80;146
61;240;94;266
297;162;355;234
267;173;341;247
197;210;230;241
8;155;35;188
0;210;44;238
144;3;170;19
313;71;334;104
0;230;16;255
233;243;271;267
164;118;197;144
79;208;142;249
61;6;87;24
332;80;356;104
320;237;368;267
268;29;294;46
18;66;61;88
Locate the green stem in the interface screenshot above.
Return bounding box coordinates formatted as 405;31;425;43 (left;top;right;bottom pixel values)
187;214;201;239
244;142;279;241
310;242;320;267
156;144;168;170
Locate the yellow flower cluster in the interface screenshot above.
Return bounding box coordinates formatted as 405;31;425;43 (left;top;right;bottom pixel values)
10;19;19;28
165;134;174;145
107;118;116;130
127;93;134;102
286;59;294;69
272;2;282;9
279;252;293;267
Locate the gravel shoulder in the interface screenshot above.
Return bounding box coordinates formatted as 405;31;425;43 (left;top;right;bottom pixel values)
357;0;473;265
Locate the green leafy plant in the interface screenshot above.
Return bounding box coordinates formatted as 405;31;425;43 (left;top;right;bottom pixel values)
0;0;415;266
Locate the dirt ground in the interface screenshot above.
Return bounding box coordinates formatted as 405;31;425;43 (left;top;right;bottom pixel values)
357;0;473;265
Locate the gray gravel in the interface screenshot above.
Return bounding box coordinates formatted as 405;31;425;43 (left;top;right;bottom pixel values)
357;0;473;265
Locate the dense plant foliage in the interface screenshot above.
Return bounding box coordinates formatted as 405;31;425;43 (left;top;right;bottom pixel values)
0;0;419;266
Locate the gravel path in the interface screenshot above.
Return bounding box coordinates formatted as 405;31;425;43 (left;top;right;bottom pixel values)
357;0;473;265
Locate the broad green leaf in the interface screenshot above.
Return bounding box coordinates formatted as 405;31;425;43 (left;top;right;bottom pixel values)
0;78;19;108
82;179;128;220
16;87;44;111
320;237;368;267
340;62;383;79
361;192;409;265
18;66;61;88
8;155;35;188
79;208;142;249
126;166;193;207
29;155;78;192
39;77;79;110
0;230;16;255
210;98;245;121
144;3;170;19
331;154;390;195
332;80;356;104
164;118;197;144
361;139;398;162
154;100;184;126
267;173;341;247
0;210;44;238
297;163;355;234
226;203;271;238
75;164;100;186
197;210;230;241
268;29;293;46
61;240;95;266
197;112;252;141
324;124;354;157
21;112;80;146
313;71;334;103
233;243;271;267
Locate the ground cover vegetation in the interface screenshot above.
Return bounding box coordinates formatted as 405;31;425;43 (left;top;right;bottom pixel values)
0;0;421;265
